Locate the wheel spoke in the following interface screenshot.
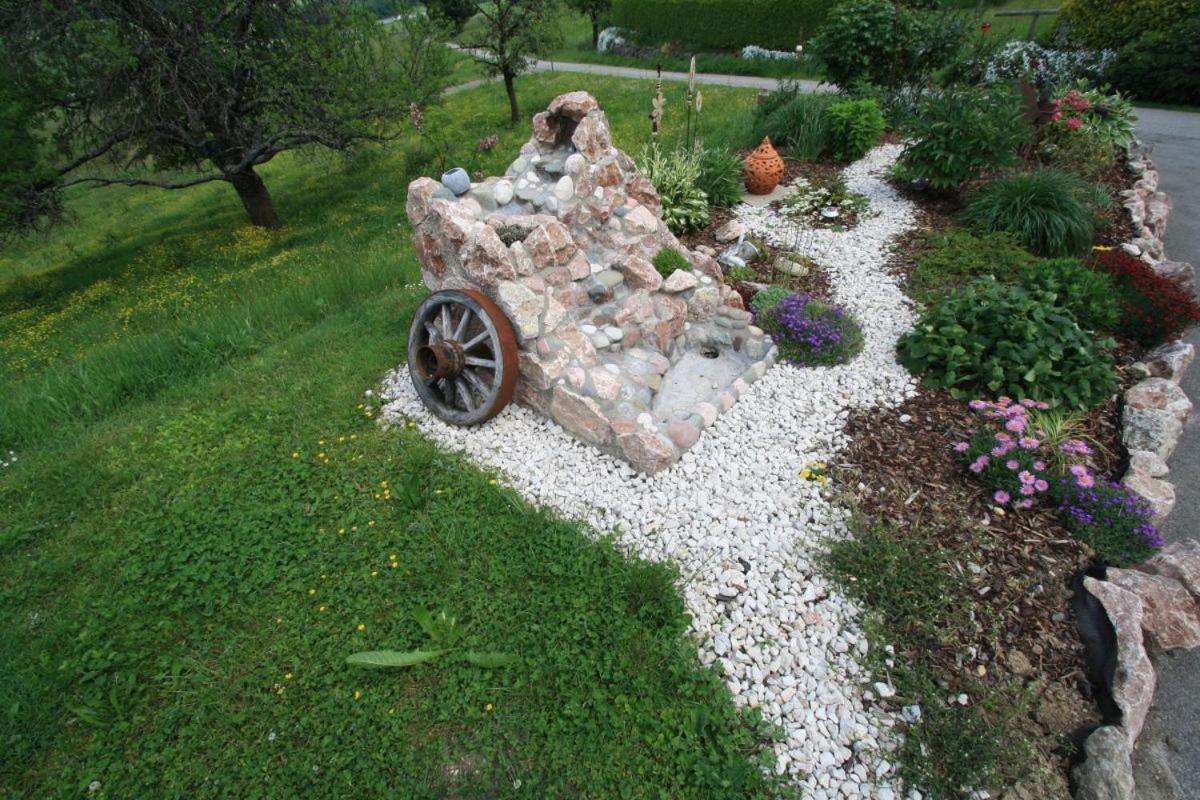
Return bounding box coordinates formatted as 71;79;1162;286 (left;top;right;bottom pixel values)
453;307;472;341
440;304;452;338
455;379;476;411
462;367;491;395
423;321;441;342
464;356;496;368
462;330;490;350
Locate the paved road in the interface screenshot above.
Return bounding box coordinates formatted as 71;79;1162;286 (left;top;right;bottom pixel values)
1134;107;1200;800
445;59;1200;795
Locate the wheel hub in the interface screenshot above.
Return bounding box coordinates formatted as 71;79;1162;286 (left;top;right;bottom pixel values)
415;340;464;381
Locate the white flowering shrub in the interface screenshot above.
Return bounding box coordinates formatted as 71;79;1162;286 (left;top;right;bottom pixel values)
978;41;1114;88
740;45;799;61
596;26;630;54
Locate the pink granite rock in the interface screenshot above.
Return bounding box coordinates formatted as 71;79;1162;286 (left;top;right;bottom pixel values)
406;177;440;224
572;113;612;161
617;430;677;474
461;224;515;287
1124;377;1193;423
548;90;598;120
1136;540;1200;603
1106;568;1200;651
616;255;663;291
1121;472;1175;524
1083;577;1156;747
550;386;612;445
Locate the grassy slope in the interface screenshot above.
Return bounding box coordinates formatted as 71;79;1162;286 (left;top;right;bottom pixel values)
0;74;778;799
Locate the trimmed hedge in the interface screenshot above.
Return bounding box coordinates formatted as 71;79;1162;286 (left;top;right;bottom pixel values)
610;0;833;51
1057;0;1199;49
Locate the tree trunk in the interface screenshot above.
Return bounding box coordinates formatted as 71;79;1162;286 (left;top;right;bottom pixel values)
503;69;519;125
228;167;281;228
592;19;599;49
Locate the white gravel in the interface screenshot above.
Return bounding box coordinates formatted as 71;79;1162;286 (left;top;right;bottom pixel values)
380;144;921;799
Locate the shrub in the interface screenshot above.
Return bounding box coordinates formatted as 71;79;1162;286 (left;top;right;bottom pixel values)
1018;258;1120;332
955;40;1115;91
652;248;691;278
910;229;1037;301
1058;0;1199;49
898;86;1028;191
636;144;710;234
1091;250;1200;346
748;284;791;314
826;99;886;162
752;290;864;367
1109;13;1200;105
1058;481;1163;566
693;146;744;209
898;278;1117;409
610;0;832;51
959;170;1101;258
758;92;834;161
810;0;968;90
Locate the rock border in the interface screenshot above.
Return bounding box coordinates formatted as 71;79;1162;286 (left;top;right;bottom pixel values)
1075;145;1199;800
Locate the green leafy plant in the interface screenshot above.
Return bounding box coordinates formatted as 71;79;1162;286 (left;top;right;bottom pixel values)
898;277;1118;409
724;265;757;283
959;170;1104;257
694;145;745;209
610;0;833;50
652;247;691;278
752;290;865;367
1109;13;1200;104
810;0;968;90
909;228;1037;302
1018;257;1119;331
1057;0;1199;49
826;99;886;162
899;86;1029;191
346;608;518;670
636;143;710;233
758;91;834;161
748;284;790;315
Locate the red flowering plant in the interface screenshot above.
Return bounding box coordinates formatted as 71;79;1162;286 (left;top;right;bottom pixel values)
1038;80;1135;169
1092;249;1200;346
956;397;1101;510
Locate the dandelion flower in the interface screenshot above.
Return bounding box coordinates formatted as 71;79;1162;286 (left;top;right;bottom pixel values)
353;691;362;701
319;605;327;612
292;452;299;459
485;703;494;712
357;623;365;632
285;672;293;680
800;468;811;479
488;479;498;485
308;588;316;595
371;570;378;577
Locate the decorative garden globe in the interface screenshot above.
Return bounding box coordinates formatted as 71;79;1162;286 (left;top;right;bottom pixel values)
744;137;785;195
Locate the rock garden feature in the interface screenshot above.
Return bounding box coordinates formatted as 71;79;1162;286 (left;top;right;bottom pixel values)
387;127;919;796
404;92;775;474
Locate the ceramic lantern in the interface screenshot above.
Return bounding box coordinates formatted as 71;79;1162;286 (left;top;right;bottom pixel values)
744;137;784;195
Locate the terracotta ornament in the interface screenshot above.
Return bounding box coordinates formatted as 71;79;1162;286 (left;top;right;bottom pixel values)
744;137;784;195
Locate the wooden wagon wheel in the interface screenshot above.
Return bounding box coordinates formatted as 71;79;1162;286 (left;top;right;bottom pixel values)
407;289;519;426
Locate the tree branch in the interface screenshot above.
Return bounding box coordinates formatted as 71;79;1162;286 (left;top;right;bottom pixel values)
61;173;226;190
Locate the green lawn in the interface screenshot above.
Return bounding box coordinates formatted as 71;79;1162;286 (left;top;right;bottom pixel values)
0;74;780;799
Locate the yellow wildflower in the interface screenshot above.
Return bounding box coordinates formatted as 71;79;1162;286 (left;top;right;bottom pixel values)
284;672;294;681
353;690;362;701
799;468;811;479
485;703;494;712
292;452;299;459
319;605;327;612
308;588;316;596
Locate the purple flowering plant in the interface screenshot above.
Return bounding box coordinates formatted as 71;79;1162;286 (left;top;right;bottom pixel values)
1058;481;1163;566
957;397;1161;563
751;289;864;367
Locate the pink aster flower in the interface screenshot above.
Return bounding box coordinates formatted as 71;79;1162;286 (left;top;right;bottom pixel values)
1017;498;1034;509
970;456;989;474
1006;459;1020;470
1035;479;1049;492
969;400;987;410
953;441;971;453
1034;460;1047;471
1019;470;1036;485
1069;464;1090;477
1020;399;1038;408
995;432;1011;443
1077;473;1095;488
993;490;1011;505
1005;418;1026;434
1020;484;1036;496
997;397;1013;407
1019;436;1039;450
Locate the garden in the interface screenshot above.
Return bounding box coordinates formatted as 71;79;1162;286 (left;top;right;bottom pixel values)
2;0;1199;799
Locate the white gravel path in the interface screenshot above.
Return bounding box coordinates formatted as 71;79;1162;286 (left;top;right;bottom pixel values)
381;144;921;800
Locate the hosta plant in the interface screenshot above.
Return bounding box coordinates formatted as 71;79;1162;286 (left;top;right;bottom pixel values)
636;143;710;233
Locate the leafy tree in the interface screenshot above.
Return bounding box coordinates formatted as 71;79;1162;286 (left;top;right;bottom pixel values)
566;0;609;48
463;0;562;124
426;0;479;32
0;0;449;231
